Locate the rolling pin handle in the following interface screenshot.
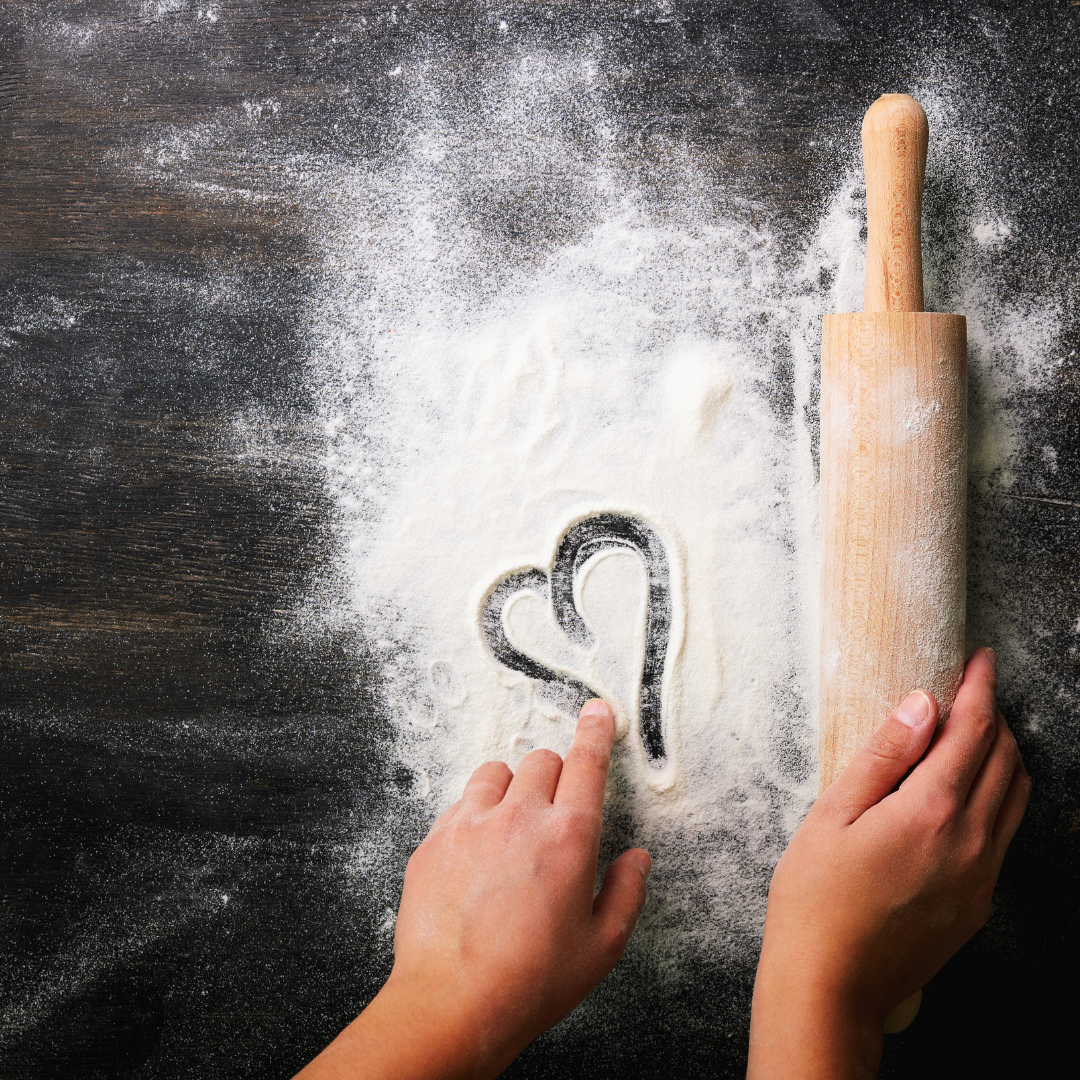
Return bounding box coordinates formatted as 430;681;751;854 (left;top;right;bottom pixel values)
862;94;929;314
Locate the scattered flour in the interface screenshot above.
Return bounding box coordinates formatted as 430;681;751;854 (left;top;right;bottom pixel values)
3;14;1070;1047
316;218;812;960
306;59;1065;973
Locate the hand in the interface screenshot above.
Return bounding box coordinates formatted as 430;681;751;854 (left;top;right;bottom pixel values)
748;648;1030;1079
296;699;650;1080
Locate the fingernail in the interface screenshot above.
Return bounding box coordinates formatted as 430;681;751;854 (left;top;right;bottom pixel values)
985;648;997;671
895;690;932;729
632;850;652;879
580;698;613;721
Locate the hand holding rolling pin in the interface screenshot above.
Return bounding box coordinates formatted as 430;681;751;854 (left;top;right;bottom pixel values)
748;648;1029;1078
750;93;1030;1075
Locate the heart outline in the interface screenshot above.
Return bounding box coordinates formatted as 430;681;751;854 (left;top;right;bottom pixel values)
480;513;673;766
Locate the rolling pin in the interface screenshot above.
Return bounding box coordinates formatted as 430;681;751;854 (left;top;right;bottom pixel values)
819;94;967;1033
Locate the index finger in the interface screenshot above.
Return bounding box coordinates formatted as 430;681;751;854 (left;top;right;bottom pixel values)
909;648;998;800
554;699;615;815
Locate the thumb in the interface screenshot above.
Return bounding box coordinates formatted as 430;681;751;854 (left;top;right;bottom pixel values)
591;849;650;970
825;690;938;823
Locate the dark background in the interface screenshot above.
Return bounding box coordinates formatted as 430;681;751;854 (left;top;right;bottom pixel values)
3;2;1079;1077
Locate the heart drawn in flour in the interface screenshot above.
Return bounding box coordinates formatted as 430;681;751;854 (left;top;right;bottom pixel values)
480;513;673;765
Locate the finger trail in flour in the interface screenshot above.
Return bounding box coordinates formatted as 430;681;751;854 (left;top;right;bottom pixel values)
482;513;672;764
481;567;596;717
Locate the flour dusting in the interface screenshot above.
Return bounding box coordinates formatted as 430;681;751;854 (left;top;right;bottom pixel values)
304;57;1064;977
2;7;1074;1068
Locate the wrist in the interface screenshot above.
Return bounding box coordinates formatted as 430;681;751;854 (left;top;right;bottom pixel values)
296;969;500;1080
748;945;884;1080
379;967;499;1077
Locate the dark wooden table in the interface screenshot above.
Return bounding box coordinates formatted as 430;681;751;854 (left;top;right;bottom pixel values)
3;3;1079;1076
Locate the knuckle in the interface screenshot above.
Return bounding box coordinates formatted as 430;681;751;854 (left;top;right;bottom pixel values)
920;791;959;834
868;722;913;761
999;729;1018;758
501;799;529;830
553;807;591;846
493;804;531;847
525;748;562;770
960;837;989;875
969;704;997;748
600;917;632;962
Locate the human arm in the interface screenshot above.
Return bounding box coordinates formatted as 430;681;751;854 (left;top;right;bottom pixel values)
747;648;1030;1079
295;699;650;1080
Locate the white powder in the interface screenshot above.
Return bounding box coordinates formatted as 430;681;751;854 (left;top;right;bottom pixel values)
2;10;1071;1064
305;59;1064;977
316;218;810;959
306;114;803;972
2;39;1060;981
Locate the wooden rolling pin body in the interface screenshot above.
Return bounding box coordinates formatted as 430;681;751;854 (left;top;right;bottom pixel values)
820;94;967;792
820;94;967;1036
819;312;966;788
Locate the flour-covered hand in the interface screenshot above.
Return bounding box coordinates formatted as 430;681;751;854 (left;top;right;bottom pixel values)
296;699;650;1080
748;648;1030;1079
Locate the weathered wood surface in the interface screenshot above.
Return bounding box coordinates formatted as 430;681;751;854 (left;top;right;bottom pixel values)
3;3;1080;1078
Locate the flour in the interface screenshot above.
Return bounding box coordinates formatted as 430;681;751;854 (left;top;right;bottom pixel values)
0;4;1073;1070
311;132;810;966
314;115;770;964
317;208;814;814
305;58;1065;975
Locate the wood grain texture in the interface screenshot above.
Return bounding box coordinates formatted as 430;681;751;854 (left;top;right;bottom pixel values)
819;311;967;790
862;94;928;314
823;91;962;1042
